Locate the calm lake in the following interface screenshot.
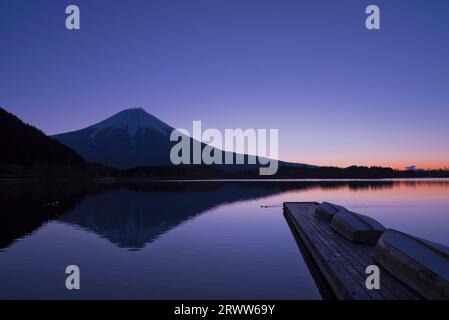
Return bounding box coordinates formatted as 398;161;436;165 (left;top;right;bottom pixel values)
1;179;448;299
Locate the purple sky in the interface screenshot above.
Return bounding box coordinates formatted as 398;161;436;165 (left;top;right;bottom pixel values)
1;0;448;168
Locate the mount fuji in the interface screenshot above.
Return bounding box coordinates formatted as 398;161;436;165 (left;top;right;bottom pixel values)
53;108;311;171
53;108;177;169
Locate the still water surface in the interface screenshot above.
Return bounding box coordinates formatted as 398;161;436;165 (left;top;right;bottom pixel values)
1;179;448;299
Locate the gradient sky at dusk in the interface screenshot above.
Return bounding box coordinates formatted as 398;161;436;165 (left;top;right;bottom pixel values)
1;0;448;169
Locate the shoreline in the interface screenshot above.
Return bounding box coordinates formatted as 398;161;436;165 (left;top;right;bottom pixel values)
1;177;449;183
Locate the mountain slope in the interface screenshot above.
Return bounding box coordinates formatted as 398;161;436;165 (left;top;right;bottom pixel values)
53;108;175;169
0;107;86;168
53;108;313;171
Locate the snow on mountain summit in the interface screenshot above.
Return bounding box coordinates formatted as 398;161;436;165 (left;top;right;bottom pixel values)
89;108;173;137
52;108;177;168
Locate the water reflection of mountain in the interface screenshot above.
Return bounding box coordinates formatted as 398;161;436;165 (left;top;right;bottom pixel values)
2;179;432;251
58;183;284;249
0;182;98;250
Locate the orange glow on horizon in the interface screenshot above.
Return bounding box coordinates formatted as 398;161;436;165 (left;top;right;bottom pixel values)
283;158;449;170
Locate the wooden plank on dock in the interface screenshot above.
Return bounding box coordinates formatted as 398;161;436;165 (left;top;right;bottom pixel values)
283;202;421;300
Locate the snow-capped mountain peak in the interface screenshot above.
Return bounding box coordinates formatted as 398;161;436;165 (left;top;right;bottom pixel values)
53;108;177;168
89;108;173;137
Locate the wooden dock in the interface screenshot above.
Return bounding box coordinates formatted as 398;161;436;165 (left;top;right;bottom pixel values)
283;202;421;300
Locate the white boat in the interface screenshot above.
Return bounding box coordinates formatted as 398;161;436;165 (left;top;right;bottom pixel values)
314;202;343;223
330;208;385;244
374;229;449;300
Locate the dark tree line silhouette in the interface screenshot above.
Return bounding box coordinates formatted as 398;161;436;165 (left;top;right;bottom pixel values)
123;164;449;179
0;107;86;168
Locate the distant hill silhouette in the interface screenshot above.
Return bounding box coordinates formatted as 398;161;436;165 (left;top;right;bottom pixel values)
0;107;86;168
